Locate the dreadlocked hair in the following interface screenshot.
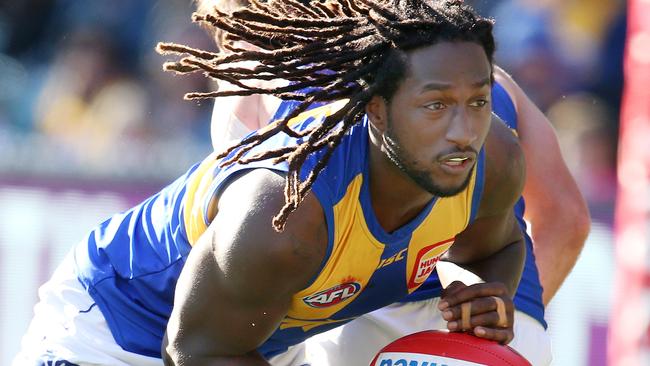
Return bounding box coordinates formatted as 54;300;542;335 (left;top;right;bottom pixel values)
158;0;495;231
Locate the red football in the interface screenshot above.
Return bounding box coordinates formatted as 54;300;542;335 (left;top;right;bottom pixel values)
370;330;531;366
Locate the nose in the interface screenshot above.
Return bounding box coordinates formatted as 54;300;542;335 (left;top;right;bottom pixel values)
445;106;477;148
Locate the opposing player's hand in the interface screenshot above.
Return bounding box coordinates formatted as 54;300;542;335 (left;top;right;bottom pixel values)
438;281;514;344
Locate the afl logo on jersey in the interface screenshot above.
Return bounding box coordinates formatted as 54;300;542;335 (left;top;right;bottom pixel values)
407;238;455;290
303;282;361;308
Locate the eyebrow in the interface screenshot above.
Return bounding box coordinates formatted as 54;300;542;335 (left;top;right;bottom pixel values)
419;77;492;92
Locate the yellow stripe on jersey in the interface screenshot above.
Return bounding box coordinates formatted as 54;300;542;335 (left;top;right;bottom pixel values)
404;164;478;292
285;174;384;330
183;153;221;246
282;164;478;331
257;99;349;136
280;315;356;332
183;100;348;247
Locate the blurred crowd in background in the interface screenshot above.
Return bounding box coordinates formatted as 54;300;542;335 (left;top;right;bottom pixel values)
0;0;628;364
0;0;625;215
0;0;216;181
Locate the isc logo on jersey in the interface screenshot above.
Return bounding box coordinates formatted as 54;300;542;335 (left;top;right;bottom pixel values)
407;239;454;290
374;352;486;366
303;282;361;308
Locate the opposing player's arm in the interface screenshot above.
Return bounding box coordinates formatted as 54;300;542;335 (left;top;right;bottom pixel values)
162;169;328;365
494;66;590;305
438;116;526;344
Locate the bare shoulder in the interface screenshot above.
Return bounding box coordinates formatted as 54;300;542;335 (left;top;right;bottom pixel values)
212;168;329;295
478;115;526;217
164;169;329;358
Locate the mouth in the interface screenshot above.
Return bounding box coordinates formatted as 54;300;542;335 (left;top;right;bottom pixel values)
438;153;476;174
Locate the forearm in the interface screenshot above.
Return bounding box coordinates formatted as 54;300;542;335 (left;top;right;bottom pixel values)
530;217;588;305
502;62;591;304
163;351;270;366
162;327;272;366
438;239;525;345
457;238;526;297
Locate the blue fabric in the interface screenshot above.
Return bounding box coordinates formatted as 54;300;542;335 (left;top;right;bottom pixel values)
41;361;79;366
71;83;544;361
74;168;196;356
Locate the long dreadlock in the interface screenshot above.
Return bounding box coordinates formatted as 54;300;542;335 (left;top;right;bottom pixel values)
158;0;495;231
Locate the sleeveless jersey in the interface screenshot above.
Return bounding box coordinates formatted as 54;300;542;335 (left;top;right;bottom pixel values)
73;100;485;359
402;82;546;328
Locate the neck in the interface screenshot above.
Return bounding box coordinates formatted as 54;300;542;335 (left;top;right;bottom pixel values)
367;136;435;234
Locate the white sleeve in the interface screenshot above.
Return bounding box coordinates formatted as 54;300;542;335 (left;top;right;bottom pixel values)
210;97;256;154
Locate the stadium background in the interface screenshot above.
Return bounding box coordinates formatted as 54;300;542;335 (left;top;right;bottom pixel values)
0;0;631;365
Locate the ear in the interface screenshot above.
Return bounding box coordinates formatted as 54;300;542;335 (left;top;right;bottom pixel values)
365;95;389;133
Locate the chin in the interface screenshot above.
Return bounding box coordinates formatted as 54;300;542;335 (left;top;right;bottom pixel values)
424;172;473;197
430;184;468;198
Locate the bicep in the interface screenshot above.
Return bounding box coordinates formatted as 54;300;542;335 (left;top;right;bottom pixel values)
445;208;522;264
166;232;291;358
165;170;326;358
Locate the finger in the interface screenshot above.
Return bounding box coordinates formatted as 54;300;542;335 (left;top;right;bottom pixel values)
473;326;514;344
492;296;508;328
439;281;468;310
441;296;503;321
440;281;467;298
461;302;471;331
441;282;508;308
447;311;504;331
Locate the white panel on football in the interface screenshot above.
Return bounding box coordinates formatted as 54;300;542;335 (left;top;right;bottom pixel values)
374;352;486;366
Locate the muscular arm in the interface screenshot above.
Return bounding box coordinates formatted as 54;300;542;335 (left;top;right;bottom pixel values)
162;169;327;365
495;66;591;305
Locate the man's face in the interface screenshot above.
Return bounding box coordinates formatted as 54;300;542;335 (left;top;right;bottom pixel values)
380;41;493;197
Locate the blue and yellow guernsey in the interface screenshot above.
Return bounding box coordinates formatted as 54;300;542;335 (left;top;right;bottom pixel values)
73;100;484;359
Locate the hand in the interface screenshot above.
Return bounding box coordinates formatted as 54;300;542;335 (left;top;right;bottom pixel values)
438;281;514;344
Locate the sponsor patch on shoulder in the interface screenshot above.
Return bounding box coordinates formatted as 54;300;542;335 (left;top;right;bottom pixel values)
303;282;361;308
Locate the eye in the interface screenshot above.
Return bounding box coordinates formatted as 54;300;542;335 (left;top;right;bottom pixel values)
425;101;446;111
470;99;490;108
